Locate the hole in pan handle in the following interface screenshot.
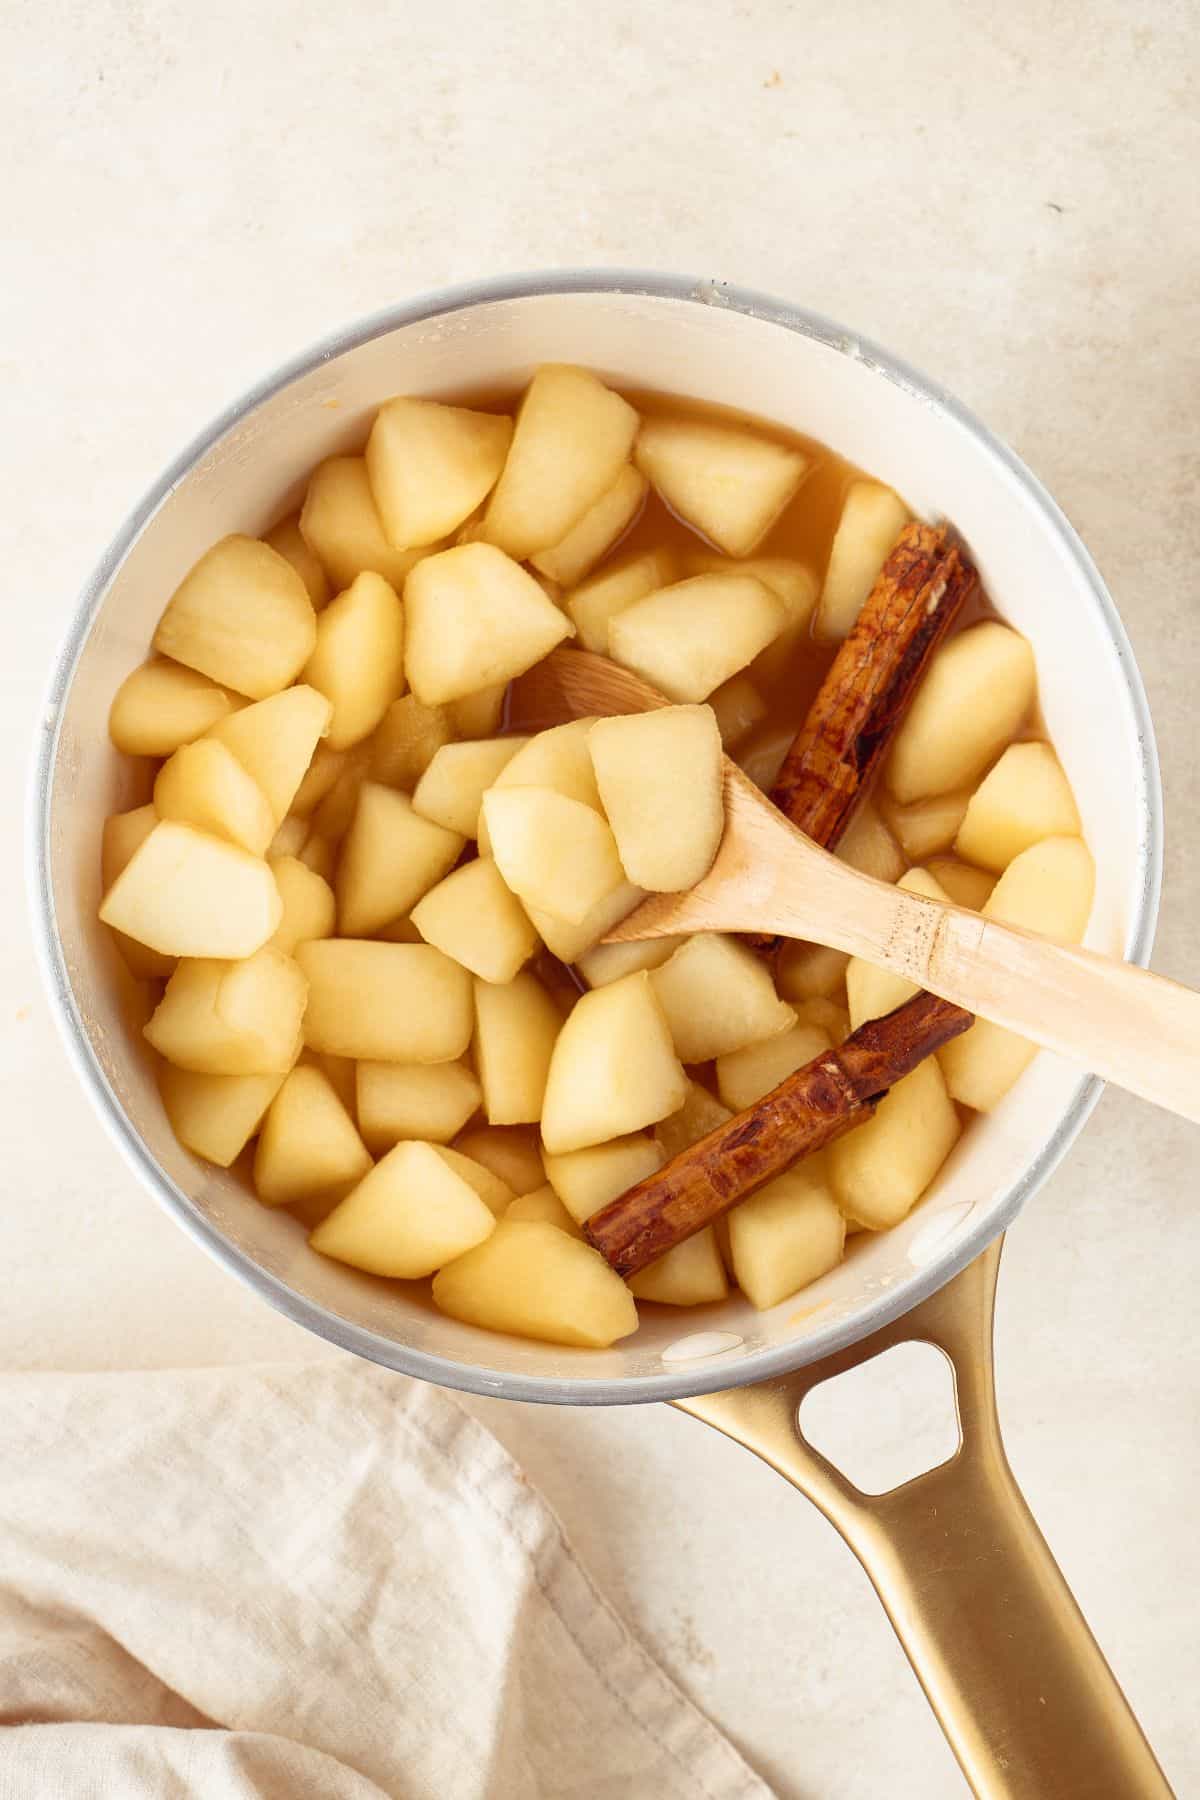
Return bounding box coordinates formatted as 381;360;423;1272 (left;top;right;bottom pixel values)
673;1239;1174;1800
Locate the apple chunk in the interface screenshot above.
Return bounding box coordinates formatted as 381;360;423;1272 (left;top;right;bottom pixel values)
144;945;307;1074
310;1140;496;1279
530;463;648;587
482;787;625;925
356;1059;482;1152
490;718;603;811
609;574;786;703
336;784;464;936
405;543;572;705
303;570;406;751
299;455;427;591
588;706;724;892
205;684;332;824
635;416;808;556
432;1220;638;1348
651;934;796;1064
830;1057;960;1229
153;739;274;856
253;1064;372;1208
483;365;640;559
412;736;530;837
728;1160;846;1309
100;820;282;959
505;1185;582;1236
269;855;336;954
153;534;316;700
715;1019;831;1111
540;971;687;1154
816;481;911;641
159;1063;290;1168
263;512;330;609
629;1228;728;1306
366;397;513;548
297;940;473;1062
887;622;1037;804
565;548;677;653
845;867;953;1031
955;741;1081;872
109;658;241;756
452;1127;544;1198
542;1133;664;1225
100;807;177;980
411;857;539;984
472;970;562;1125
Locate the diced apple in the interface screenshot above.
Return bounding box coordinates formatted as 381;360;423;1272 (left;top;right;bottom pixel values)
635;416;808;556
204;685;332;825
290;741;350;817
816;482;911;641
715;1020;830;1111
302;570;405;751
887;623;1037;804
609;574;786;703
435;1145;516;1216
491;718;603;811
472;970;562;1125
505;1184;582;1236
310;1140;495;1278
939;835;1094;1111
830;1057;960;1228
299;455;427;590
955;741;1081;872
729;1159;846;1308
837;800;905;885
483;365;640;558
109;658;242;756
411;857;538;984
794;996;850;1042
775;940;851;1003
540;971;687;1154
336;784;464;936
365;397;513;548
144;945;307;1074
565;548;678;653
412;737;530;837
311;749;371;845
303;1050;358;1119
406;543;572;705
432;1220;638;1348
100;820;282;958
153;740;274;855
522;881;643;964
845;867;952;1030
482;788;625;925
452;1127;544;1197
263;512;331;609
447;683;507;738
253;1065;372;1208
576;934;687;988
882;789;971;862
153;535;316;700
298;940;473;1062
651;934;796;1064
530;464;648;586
542;1133;665;1225
629;1228;728;1305
367;695;453;790
687;555;819;684
100;807;177;980
924;857;995;911
707;674;767;749
654;1080;732;1158
159;1062;291;1168
269;855;336;954
588;705;723;892
355;1059;482;1153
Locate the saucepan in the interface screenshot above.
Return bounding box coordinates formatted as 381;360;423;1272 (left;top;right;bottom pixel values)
29;272;1172;1796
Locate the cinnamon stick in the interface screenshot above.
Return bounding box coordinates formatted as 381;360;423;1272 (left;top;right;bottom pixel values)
585;992;971;1278
770;520;978;849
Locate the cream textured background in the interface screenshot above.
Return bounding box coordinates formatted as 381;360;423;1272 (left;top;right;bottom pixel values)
3;3;1198;1795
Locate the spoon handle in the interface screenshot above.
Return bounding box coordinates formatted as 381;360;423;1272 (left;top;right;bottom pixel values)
881;888;1200;1123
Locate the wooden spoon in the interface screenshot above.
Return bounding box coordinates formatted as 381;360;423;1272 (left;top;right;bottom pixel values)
517;648;1200;1124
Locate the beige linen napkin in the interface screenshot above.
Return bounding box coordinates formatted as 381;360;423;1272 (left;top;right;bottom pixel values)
0;1360;772;1799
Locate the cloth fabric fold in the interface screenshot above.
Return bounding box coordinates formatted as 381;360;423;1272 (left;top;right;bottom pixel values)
0;1360;773;1800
